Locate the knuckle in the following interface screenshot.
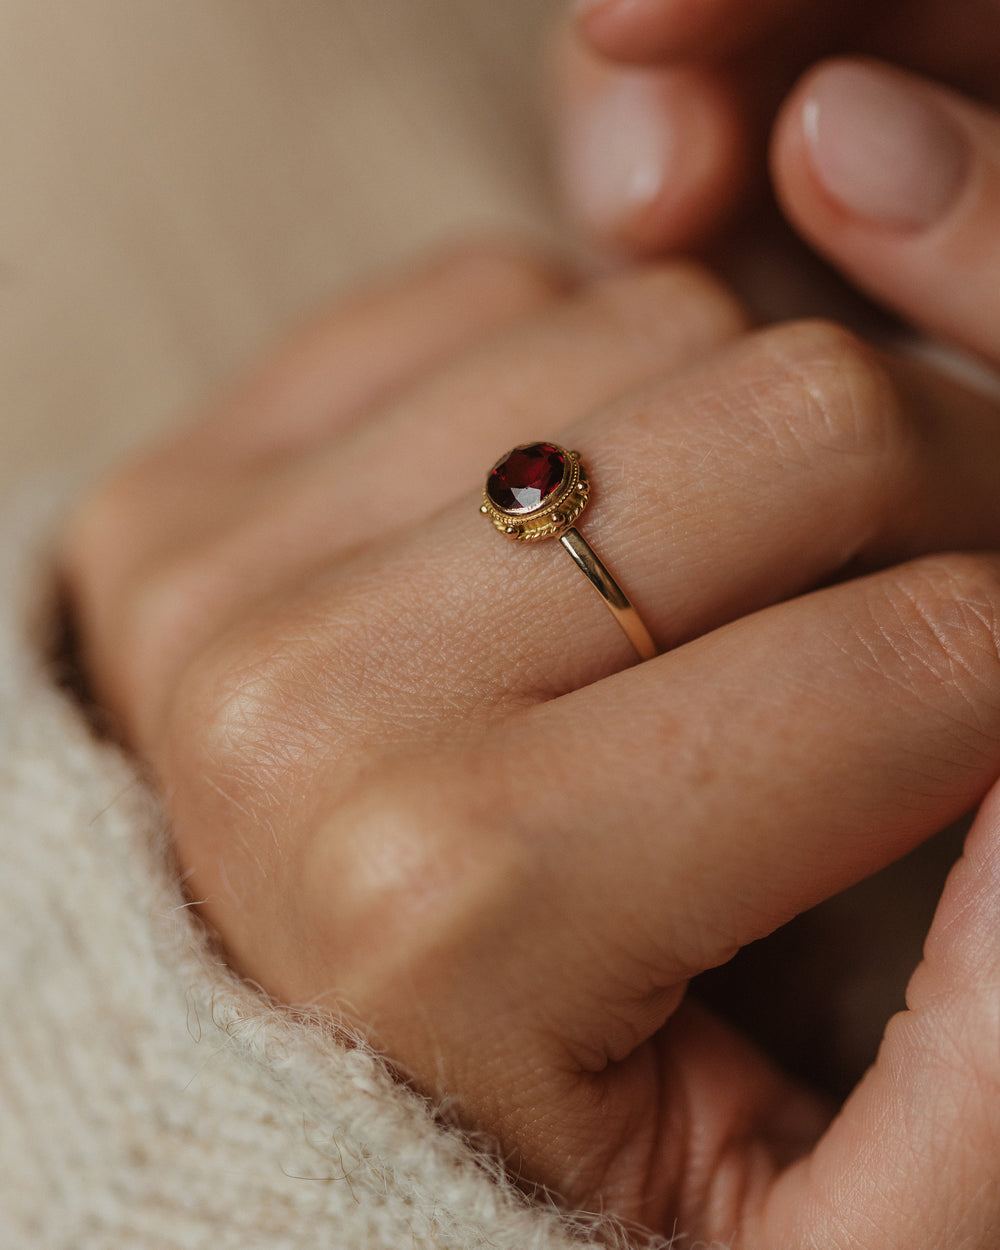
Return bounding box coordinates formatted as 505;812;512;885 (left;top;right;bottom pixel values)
755;318;909;465
295;765;528;1004
162;578;424;813
430;239;566;309
110;545;240;742
61;467;139;586
589;260;750;345
124;553;206;664
59;470;187;743
162;608;531;1012
165;614;330;804
872;553;1000;710
159;618;352;970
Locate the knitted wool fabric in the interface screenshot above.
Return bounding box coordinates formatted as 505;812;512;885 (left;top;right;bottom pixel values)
0;502;652;1250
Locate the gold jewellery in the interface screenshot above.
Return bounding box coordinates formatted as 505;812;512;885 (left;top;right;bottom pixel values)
481;442;657;662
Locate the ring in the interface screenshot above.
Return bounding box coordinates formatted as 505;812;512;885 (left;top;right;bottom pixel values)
480;441;657;662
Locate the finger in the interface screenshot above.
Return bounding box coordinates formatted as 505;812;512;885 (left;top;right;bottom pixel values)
755;790;1000;1249
157;318;1000;966
73;263;747;745
148;320;1000;1033
574;0;1000;104
773;58;1000;364
554;26;751;253
63;243;563;573
573;0;812;65
60;243;562;651
191;242;567;462
237;553;1000;1229
491;553;1000;998
182;319;1000;762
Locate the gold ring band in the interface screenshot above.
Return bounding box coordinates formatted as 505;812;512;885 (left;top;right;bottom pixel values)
481;441;657;662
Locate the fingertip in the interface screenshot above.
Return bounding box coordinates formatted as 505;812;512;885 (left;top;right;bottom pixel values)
773;59;971;234
573;0;801;65
771;58;1000;360
554;36;752;256
574;0;706;65
770;71;828;247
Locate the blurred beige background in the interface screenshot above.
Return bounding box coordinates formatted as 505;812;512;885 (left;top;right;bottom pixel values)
0;0;561;506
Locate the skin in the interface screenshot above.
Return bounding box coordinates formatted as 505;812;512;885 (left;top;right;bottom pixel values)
560;1;1000;298
561;3;1000;1096
64;245;1000;1244
61;5;1000;1244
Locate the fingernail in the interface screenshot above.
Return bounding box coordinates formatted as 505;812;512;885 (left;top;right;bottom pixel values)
802;62;969;230
559;72;674;232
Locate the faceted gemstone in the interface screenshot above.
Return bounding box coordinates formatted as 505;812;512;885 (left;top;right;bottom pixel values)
486;443;567;515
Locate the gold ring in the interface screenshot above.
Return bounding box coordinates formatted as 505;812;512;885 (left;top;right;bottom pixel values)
480;441;657;662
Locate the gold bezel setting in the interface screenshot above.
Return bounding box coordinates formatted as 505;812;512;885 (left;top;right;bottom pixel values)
478;439;657;660
480;443;590;542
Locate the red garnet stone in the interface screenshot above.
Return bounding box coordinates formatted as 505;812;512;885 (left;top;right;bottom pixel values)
487;443;567;515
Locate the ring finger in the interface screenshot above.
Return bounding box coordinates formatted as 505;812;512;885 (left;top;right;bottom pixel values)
175;316;1000;767
69;261;748;744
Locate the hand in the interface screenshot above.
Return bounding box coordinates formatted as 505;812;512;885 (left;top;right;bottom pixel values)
557;1;1000;350
62;245;1000;1245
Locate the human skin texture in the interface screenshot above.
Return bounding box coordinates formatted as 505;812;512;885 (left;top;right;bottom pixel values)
559;0;1000;274
58;5;1000;1241
63;227;1000;1243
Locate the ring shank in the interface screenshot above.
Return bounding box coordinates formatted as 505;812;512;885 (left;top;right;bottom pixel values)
559;527;657;662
